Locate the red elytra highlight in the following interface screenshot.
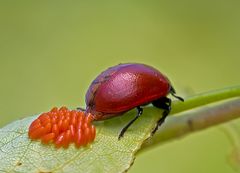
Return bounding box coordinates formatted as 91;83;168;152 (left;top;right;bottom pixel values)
28;107;96;148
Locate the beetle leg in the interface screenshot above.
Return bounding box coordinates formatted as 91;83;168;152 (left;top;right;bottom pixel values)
151;97;171;135
118;106;143;140
170;86;184;102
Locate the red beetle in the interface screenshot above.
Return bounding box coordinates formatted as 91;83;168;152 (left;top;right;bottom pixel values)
84;63;184;139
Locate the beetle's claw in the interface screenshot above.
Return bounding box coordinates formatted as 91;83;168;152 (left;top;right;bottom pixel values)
118;133;124;140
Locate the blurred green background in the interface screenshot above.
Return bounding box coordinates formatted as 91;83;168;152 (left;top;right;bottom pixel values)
0;1;240;172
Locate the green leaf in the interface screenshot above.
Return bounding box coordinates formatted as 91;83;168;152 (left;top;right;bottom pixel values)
0;108;162;173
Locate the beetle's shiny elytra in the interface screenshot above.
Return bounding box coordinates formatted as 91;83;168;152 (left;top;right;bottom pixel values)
85;63;184;139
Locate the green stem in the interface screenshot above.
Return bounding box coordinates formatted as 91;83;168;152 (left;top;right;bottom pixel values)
139;85;240;154
172;85;240;114
140;98;240;154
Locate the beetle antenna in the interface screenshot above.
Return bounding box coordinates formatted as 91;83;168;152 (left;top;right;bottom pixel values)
76;107;86;111
170;86;184;102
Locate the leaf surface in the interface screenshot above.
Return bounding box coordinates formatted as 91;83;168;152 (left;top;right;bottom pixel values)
0;108;162;173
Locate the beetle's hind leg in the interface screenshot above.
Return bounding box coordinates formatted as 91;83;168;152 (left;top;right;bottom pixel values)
170;86;184;102
118;106;143;140
151;97;171;135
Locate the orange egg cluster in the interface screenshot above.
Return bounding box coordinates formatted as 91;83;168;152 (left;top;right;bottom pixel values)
28;107;96;148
